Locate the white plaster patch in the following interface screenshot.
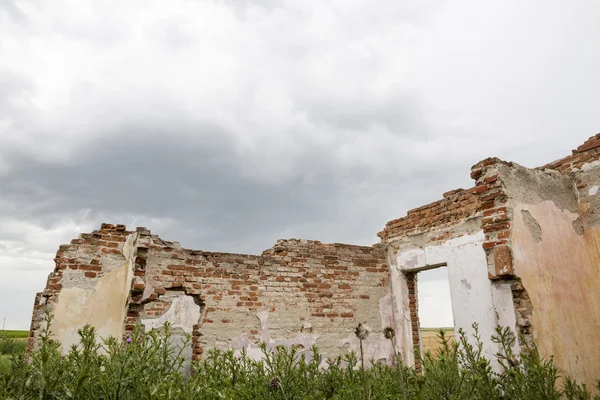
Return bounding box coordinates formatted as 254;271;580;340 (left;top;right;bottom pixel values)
490;282;519;353
581;160;600;172
589;186;599;196
335;292;395;366
230;307;322;363
336;334;392;366
395;231;486;271
49;235;136;352
391;230;508;371
378;293;395;330
256;308;271;343
141;293;200;334
395;248;425;270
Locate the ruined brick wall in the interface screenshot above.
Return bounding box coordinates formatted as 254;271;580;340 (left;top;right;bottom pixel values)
404;272;421;372
485;153;600;389
131;233;393;363
378;185;486;364
28;224;135;352
378;188;481;243
380;133;600;387
540;133;600;173
29;225;395;366
470;159;513;280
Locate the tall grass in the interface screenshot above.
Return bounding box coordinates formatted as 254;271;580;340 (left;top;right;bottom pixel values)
0;310;598;400
0;329;27;377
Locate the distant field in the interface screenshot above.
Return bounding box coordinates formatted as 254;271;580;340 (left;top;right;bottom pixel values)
1;330;28;340
421;328;455;355
1;330;28;359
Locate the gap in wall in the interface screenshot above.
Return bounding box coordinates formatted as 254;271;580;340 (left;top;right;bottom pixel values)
416;266;455;354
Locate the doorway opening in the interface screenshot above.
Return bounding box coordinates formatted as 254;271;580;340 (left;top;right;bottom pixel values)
406;265;455;371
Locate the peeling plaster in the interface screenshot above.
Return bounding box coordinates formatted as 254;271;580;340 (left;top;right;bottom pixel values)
512;201;600;388
51;234;136;351
141;292;201;334
228;294;396;368
390;230;514;370
230;307;322;363
581;160;600;172
521;210;542;243
572;217;585;235
141;283;155;302
336;294;395;366
499;163;578;213
140;291;203;372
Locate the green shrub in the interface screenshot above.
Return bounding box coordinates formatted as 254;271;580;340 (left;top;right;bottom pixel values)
0;338;26;356
0;355;11;376
0;309;598;400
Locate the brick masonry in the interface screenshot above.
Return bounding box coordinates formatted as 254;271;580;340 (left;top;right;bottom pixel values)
27;224;133;352
29;225;393;364
539;133;600;173
405;272;421;373
378;188;481;242
380;133;600;361
136;235;391;361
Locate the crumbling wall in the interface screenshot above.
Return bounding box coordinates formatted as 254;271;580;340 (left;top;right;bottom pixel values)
378;187;480;243
472;154;600;389
29;225;394;367
379;188;514;371
28;224;136;352
130;234;393;365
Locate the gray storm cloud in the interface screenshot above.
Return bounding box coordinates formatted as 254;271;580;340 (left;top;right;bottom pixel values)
0;0;599;329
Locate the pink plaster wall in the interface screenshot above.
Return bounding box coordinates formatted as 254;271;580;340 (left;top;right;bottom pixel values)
512;200;600;389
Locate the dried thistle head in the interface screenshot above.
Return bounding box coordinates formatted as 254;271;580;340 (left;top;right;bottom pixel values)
269;376;281;391
383;326;395;340
355;323;370;340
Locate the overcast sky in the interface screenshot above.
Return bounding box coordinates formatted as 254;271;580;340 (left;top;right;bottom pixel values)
1;0;599;331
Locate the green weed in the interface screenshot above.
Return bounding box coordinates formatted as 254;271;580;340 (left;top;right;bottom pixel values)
0;310;597;400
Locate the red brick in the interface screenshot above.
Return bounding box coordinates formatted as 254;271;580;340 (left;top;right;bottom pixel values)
577;138;600;152
494;246;514;277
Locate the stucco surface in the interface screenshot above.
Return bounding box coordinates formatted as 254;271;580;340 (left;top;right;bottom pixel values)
512;200;600;388
52;259;133;350
50;235;135;350
137;237;393;365
141;292;201;334
391;230;512;369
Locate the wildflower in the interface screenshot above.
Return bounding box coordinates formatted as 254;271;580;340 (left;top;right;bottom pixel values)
126;338;133;343
383;326;395;340
355;323;370;341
